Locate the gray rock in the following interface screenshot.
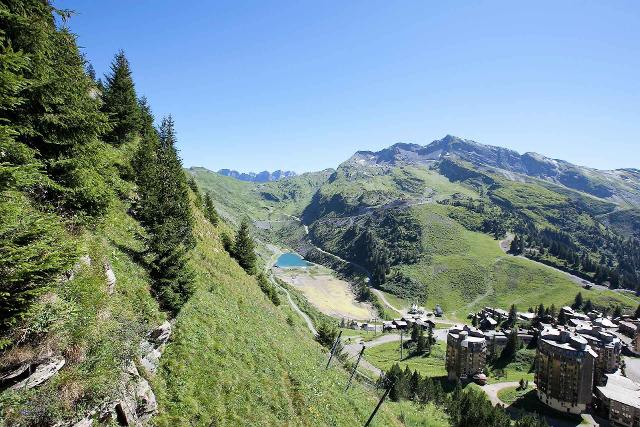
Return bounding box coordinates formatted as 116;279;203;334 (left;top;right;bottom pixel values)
8;356;65;390
135;375;157;422
104;262;116;295
140;348;162;374
147;321;171;345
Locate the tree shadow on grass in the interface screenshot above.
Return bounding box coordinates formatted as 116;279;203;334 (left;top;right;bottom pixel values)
507;390;582;426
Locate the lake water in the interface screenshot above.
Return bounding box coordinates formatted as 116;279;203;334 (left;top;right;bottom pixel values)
276;252;312;268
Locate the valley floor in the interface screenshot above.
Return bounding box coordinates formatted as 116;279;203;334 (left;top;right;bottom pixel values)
274;265;376;320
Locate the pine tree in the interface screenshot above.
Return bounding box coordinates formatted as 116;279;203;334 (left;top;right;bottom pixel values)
613;305;622;319
508;304;518;326
573;292;583;310
102;50;141;144
416;328;427;354
233;218;257;274
502;327;520;359
583;299;593;313
203;192;219;226
411;323;419;342
0;0;110;330
557;309;567;325
187;175;202;207
135;116;195;314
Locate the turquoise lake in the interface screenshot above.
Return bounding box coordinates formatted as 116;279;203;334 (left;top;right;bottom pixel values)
275;252;312;268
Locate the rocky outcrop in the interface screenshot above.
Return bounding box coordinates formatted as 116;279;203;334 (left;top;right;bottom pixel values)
0;356;65;391
65;255;92;282
140;321;171;374
65;321;171;426
217;168;297;182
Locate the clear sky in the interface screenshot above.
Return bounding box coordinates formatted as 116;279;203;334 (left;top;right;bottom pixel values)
55;0;639;173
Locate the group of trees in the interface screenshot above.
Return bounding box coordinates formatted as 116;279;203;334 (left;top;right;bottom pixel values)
0;1;125;332
510;226;640;293
380;365;547;427
0;0;214;324
409;323;434;355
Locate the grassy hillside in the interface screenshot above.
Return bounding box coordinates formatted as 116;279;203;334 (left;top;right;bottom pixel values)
0;200;165;424
191;161;639;320
154;202;447;426
395;204;638;318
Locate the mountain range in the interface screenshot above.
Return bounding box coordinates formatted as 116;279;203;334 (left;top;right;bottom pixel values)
217;168;297;182
193;135;640;317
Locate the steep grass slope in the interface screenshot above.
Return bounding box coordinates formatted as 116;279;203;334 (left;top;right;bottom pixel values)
154;204;446;426
0;200;165;424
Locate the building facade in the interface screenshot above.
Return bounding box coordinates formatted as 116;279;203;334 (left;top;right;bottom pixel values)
535;328;597;414
596;374;640;427
446;325;487;381
577;326;622;386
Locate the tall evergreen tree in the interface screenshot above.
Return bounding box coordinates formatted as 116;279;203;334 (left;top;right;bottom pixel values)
233;218;257;274
0;0;112;330
135;116;194;314
102;50;141;144
203;192;219;226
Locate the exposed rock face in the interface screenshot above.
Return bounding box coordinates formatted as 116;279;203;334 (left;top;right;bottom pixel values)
65;255;92;282
1;356;66;391
217;168;297;182
140;321;171;374
345;135;638;201
65;321;171;426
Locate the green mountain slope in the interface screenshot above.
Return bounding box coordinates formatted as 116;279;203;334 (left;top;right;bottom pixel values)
193;138;640;319
154;201;447;426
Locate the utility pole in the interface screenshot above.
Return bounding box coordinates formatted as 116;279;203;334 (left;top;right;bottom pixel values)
364;386;391;427
400;330;403;360
326;331;343;369
345;345;365;391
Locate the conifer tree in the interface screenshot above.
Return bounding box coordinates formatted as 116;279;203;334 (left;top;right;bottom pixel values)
557;309;567;325
187;175;202;206
583;299;593;313
573;292;583;310
613;305;622;319
0;0;111;329
102;50;141;144
134;116;194;314
203;192;219;226
233;218;256;274
635;304;640;319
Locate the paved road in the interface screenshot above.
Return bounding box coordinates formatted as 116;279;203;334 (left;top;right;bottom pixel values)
481;381;524;406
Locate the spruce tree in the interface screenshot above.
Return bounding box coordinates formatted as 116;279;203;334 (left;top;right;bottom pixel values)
573;292;583;310
203;192;219;226
102;50;141;144
233;218;256;274
135;116;195;314
0;0;110;329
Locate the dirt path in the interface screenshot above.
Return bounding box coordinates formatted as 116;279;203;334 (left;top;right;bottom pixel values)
270;273;317;336
371;289;405;316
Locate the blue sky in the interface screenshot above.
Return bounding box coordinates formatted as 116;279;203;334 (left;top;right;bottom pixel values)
56;1;639;173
